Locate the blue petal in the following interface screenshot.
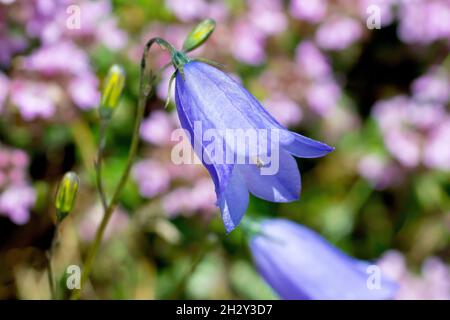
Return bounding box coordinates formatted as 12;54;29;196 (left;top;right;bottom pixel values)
182;62;333;159
217;169;249;233
238;148;300;202
250;219;398;300
180;62;261;131
175;72;233;195
280;131;335;158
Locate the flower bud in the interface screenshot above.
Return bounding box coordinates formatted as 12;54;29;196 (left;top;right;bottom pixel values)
99;64;126;119
182;19;216;53
55;172;79;222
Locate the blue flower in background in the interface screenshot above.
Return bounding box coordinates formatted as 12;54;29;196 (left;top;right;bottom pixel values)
175;61;333;232
248;219;398;300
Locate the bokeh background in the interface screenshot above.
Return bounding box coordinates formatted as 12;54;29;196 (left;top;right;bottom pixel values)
0;0;449;299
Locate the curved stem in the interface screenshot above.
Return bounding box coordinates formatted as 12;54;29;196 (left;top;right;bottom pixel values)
70;38;166;300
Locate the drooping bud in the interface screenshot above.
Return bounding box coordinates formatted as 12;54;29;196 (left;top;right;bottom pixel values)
182;19;216;53
55;172;79;222
99;64;126;119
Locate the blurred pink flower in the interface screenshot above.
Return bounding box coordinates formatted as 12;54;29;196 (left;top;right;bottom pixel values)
412;66;450;104
68;74;100;110
0;146;32;196
358;154;402;189
166;0;208;22
373;95;449;170
306;79;341;116
73;0;128;50
25;41;90;76
424;119;450;171
0;184;36;225
379;250;450;299
231;21;266;65
359;0;396;27
166;0;228;22
0;72;9;113
132;159;171;198
140;110;176;146
263;95;303;127
26;0;127;50
247;0;287;36
10;149;29;168
22;41;100;112
162;187;193;217
162;178;215;217
385;130;422;168
10;80;57;120
295;40;331;80
79;204;129;242
397;0;450;44
316;17;363;51
289;0;327;23
0;23;27;65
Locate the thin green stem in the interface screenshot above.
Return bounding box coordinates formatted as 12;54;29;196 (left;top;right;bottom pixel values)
70;38;167;300
46;252;55;299
47;222;60;299
96;119;108;210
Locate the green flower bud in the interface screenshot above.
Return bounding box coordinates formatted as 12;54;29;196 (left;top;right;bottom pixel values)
55;172;79;222
99;64;126;119
182;19;216;53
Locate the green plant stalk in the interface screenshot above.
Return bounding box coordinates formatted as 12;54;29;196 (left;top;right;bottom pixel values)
70;38;168;300
46;253;55;299
47;221;60;299
96;118;109;210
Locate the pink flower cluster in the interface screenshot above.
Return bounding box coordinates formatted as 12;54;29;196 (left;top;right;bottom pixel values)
379;250;450;299
373;69;450;172
0;146;35;225
0;0;127;121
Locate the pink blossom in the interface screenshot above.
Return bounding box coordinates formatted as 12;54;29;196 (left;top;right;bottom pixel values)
79;205;129;242
247;0;287;36
412;66;450;104
25;41;90;76
263;95;303;127
68;74;100;110
424;119;450;171
358;154;402;189
0;72;9;113
0;184;36;225
379;250;450;299
140;111;176;146
316;17;363;51
132;160;171;198
295;40;331;79
289;0;327;23
359;0;396;27
166;0;208;22
231;21;266;65
398;0;450;44
162;178;215;217
10;80;56;120
385;130;421;168
306;79;341;116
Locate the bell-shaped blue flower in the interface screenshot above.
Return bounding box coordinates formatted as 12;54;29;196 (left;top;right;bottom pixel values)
175;61;333;232
249;219;398;300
